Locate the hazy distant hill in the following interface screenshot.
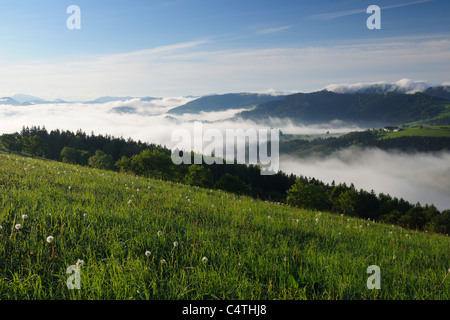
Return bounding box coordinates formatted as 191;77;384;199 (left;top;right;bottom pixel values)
167;93;285;114
0;97;20;105
236;91;449;125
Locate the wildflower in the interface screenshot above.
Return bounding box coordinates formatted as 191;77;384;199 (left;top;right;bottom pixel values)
68;186;72;190
202;257;208;263
46;236;54;243
173;241;178;247
83;213;87;217
393;255;397;260
15;224;22;230
76;259;85;267
160;259;166;264
22;214;28;220
127;200;132;205
267;215;272;219
0;226;2;231
157;231;163;236
315;218;319;222
145;251;151;257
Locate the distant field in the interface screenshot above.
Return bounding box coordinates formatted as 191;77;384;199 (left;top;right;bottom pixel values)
379;125;450;139
0;153;449;300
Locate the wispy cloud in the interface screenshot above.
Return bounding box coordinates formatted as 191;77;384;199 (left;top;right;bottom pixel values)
254;25;294;35
311;0;433;20
1;36;449;100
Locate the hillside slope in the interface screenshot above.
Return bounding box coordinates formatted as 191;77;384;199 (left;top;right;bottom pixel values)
167;93;285;114
237;91;449;125
0;153;448;300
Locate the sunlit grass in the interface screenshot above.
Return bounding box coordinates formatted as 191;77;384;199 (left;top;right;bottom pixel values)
0;153;448;300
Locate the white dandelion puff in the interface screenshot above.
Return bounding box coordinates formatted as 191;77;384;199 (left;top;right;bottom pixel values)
46;236;54;243
202;257;208;263
160;259;166;264
15;224;22;230
157;231;163;236
145;251;151;257
173;241;178;247
22;214;28;220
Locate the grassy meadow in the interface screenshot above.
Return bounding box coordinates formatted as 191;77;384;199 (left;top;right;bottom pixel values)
0;152;449;300
379;125;450;139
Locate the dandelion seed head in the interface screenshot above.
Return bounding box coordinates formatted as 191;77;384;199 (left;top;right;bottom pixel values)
173;241;178;247
15;224;22;230
46;236;54;243
76;259;85;267
157;231;162;236
202;257;208;263
145;251;151;257
22;214;28;220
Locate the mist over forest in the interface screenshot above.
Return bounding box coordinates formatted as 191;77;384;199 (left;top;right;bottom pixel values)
1;96;449;211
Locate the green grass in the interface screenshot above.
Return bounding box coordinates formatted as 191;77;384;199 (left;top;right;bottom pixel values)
379;125;450;139
0;153;449;300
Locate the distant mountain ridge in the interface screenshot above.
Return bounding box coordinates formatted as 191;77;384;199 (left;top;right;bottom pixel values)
167;93;286;114
324;80;450;100
236;90;449;126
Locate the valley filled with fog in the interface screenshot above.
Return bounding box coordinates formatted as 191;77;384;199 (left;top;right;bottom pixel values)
1;97;449;211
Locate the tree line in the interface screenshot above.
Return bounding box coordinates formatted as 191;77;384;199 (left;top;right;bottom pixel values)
0;126;448;235
280;129;450;157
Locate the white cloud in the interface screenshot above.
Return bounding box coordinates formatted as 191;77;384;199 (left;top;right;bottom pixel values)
324;78;430;94
254;25;294;35
0;37;449;101
311;0;433;20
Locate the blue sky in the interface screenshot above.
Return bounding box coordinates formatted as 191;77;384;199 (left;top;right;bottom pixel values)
0;0;449;100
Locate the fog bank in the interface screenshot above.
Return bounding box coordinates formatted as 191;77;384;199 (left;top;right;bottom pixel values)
280;148;450;211
1;101;449;211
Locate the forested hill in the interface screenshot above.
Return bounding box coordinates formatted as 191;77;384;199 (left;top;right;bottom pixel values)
280;126;450;157
167;93;285;114
236;91;449;125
